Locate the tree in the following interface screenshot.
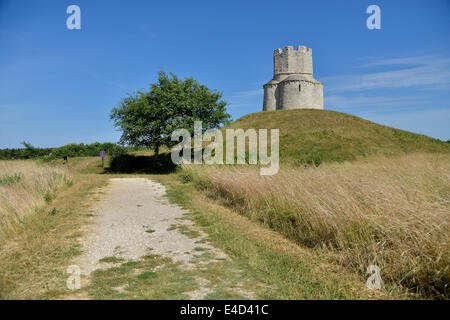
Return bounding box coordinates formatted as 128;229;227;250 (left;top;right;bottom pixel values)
110;71;231;155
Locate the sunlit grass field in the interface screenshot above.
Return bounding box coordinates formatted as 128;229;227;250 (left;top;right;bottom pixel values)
0;160;72;239
183;153;450;298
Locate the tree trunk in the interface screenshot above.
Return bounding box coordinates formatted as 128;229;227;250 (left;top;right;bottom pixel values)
155;144;160;155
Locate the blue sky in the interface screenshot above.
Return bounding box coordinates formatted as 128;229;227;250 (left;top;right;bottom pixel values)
0;0;449;148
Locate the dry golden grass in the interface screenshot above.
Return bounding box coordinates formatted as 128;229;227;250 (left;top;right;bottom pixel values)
155;173;393;299
0;158;108;299
185;153;450;298
0;160;72;239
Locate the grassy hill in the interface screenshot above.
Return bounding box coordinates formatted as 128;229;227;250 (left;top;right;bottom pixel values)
226;109;449;165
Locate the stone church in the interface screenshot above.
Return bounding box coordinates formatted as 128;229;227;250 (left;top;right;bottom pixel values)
263;45;323;111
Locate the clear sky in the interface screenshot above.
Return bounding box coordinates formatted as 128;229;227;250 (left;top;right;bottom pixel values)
1;0;449;148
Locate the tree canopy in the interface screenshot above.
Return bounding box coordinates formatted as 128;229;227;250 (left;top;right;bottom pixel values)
110;71;231;154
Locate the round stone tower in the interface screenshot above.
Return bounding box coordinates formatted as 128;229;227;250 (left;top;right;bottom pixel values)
263;45;323;111
262;80;278;111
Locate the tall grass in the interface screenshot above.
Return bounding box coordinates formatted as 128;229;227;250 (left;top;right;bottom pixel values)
0;160;72;239
185;153;450;298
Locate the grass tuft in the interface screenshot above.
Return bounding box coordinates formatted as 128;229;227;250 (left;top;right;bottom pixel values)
0;173;23;185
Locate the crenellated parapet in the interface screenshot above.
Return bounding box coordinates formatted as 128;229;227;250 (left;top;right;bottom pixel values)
273;45;312;56
273;45;313;77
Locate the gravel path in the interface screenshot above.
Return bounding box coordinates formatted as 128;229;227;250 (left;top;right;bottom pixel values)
77;178;226;277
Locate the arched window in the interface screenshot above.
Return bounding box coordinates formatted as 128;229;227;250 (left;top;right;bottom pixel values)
299;84;301;92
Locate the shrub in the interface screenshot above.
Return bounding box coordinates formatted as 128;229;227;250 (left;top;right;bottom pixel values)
0;142;128;161
108;153;177;174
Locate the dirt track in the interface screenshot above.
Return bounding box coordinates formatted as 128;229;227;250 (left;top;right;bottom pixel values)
75;178;231;298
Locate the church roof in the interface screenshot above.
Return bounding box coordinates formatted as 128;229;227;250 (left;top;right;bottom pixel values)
280;74;321;84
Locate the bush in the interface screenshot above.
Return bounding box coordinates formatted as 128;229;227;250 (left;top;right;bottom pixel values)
108;153;177;174
0;142;128;161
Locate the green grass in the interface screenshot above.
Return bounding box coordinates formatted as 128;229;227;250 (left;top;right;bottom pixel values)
193;247;208;252
85;252;263;300
87;254;198;299
0;173;23;185
99;256;125;264
43;191;55;203
225;109;449;165
48;207;58;216
167;224;201;239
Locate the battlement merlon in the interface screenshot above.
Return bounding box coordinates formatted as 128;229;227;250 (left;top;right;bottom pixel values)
273;44;314;76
